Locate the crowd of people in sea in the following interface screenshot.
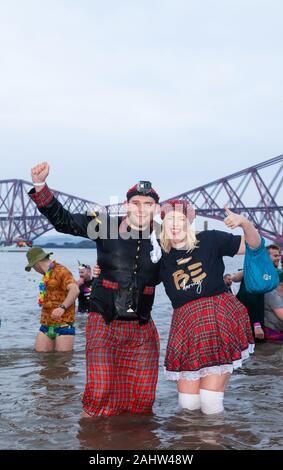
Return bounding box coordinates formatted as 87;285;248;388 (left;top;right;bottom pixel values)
24;161;283;418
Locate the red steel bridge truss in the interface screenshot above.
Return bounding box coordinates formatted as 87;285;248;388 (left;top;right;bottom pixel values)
0;182;103;245
106;154;283;245
0;155;282;245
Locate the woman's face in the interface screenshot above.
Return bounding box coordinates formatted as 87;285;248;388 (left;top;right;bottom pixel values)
164;210;188;245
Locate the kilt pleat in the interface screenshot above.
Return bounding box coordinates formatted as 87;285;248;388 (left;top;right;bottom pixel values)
82;313;160;416
164;292;255;381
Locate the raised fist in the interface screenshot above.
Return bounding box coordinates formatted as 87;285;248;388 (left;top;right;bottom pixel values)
31;162;50;185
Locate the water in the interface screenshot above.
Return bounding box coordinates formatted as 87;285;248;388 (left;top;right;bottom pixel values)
0;249;282;450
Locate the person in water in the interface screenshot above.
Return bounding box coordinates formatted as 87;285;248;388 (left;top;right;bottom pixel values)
223;274;234;294
234;245;282;342
158;199;260;415
235;270;265;341
263;271;283;342
25;246;79;352
92;198;260;415
28;162;161;417
77;262;93;313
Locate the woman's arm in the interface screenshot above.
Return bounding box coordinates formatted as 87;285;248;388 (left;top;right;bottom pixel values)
224;206;261;255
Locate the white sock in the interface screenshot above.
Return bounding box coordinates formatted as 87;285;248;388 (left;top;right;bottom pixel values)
200;389;224;415
178;392;201;410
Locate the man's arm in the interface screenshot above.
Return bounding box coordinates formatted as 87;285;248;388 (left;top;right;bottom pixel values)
273;307;283;321
29;162;95;239
51;283;80;320
232;271;244;283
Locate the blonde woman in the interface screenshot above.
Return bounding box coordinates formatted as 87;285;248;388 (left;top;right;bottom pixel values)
159;199;260;415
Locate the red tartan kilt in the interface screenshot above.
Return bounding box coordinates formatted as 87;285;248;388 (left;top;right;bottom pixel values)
83;312;160;416
165;292;254;376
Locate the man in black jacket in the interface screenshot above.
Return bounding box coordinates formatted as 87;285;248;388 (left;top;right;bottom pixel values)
29;162;162;417
77;262;93;313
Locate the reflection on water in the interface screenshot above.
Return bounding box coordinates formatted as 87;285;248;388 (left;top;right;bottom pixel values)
0;250;282;449
78;414;162;450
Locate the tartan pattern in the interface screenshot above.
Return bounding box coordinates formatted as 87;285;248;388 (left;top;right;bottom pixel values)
165;292;255;373
264;326;283;342
101;278;155;295
143;286;155;295
160;199;195;223
82;312;160;416
102;279;119;290
126;184;160;203
29;184;54;208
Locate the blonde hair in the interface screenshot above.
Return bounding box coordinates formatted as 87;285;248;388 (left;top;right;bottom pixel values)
160;215;199;254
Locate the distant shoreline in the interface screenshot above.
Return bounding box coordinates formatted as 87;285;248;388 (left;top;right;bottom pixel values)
39;242;97;249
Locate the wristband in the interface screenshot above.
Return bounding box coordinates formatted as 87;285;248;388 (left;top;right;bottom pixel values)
253;322;261;329
33;182;46;187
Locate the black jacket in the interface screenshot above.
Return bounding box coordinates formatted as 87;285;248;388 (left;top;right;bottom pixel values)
29;189;161;323
78;279;93;313
236;278;265;330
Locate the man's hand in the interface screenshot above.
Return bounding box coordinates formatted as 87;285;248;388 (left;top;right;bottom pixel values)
254;325;265;340
93;265;101;278
31;162;50;185
224;206;246;229
51;307;65;321
231;271;244;283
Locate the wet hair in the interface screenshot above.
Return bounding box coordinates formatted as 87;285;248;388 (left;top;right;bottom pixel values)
266;244;280;252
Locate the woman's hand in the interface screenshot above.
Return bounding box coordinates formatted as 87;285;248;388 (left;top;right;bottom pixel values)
224;206;246;229
223;205;261;252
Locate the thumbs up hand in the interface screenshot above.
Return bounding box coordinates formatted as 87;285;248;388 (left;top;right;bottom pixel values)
224;205;246;229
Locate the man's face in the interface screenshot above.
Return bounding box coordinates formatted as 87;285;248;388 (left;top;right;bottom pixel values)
32;260;46;275
125;195;159;230
224;275;232;287
79;268;91;281
268;248;281;268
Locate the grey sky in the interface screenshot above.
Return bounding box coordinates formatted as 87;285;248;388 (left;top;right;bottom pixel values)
1;0;282;206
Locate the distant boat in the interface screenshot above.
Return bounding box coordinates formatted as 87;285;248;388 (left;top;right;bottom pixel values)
0;240;32;253
0;244;29;252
